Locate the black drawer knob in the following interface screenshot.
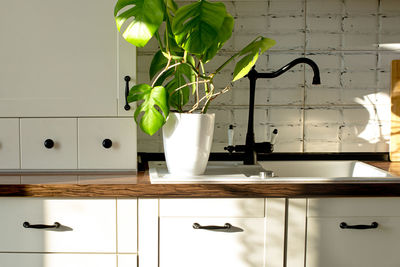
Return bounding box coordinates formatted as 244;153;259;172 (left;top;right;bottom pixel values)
44;139;54;149
102;139;113;149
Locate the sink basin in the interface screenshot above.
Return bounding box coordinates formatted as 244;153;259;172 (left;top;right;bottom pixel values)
149;161;397;183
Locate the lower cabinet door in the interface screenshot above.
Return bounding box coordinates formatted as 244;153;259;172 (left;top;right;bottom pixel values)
306;217;400;267
159;217;265;267
0;254;117;267
0;198;116;253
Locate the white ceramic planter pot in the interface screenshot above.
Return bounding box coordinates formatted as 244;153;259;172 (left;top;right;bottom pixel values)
163;112;215;176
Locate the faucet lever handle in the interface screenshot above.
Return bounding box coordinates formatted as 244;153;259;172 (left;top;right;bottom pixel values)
228;125;234;146
270;129;278;145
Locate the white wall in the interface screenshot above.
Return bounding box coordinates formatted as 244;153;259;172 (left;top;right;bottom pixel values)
137;0;400;153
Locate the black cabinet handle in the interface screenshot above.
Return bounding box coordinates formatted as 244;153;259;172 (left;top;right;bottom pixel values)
44;139;54;149
23;221;61;229
193;223;232;230
102;139;113;149
340;222;378;230
124;76;131;111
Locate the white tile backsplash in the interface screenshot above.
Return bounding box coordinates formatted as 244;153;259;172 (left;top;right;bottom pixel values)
136;0;394;153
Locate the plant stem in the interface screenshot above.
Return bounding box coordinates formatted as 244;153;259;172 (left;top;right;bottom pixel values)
170;80;209;95
155;31;164;50
151;62;180;88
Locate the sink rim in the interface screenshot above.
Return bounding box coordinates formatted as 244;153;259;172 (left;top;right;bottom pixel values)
149;160;399;184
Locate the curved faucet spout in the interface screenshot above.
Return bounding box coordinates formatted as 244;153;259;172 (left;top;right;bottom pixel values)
256;57;321;84
240;57;321;165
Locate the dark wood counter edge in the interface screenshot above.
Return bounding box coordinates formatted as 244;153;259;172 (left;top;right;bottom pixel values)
1;161;400;198
2;183;400;198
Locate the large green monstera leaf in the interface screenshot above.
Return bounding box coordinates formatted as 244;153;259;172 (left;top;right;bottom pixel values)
114;0;164;47
232;37;276;81
127;84;169;135
172;0;227;56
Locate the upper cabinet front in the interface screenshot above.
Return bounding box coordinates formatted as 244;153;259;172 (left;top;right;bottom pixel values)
0;0;135;117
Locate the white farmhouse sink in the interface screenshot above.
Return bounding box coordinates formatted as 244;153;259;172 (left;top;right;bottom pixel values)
149;161;397;183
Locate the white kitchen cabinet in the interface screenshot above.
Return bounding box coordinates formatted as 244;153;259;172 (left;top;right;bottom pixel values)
20;118;78;169
0;0;135;117
287;198;400;267
0;198;138;267
140;198;286;267
0;119;20;169
160;217;266;267
78;118;137;170
0;254;118;267
0;198;117;253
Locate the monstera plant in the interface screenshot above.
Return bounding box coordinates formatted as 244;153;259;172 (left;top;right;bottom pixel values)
115;0;275;135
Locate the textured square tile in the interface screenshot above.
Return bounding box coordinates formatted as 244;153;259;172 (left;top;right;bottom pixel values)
267;52;305;70
269;15;305;31
344;0;378;14
343;15;378;33
234;16;269;35
305;52;342;70
343;107;372;124
267;32;305;51
306;0;344;15
235;1;268;17
341;71;377;88
0;176;20;184
269;0;304;15
379;15;400;33
305;108;342;123
343;32;378;50
269;88;304;105
304;124;340;140
380;0;400;14
304;141;340;152
341;142;377;152
379;33;400;48
138;140;162;152
343;53;377;71
269;107;303;124
342;88;377;104
273;141;303;152
306;33;342;50
305;87;341;105
306;15;342;32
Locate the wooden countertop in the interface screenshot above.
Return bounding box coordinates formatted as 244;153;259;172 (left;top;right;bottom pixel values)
1;161;400;198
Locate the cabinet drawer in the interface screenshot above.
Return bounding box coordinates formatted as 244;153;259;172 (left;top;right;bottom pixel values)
160;198;265;217
308;198;400;217
78;118;137;170
20;118;77;169
160;217;265;267
306;217;400;267
0;119;20;169
0;254;117;267
0;198;116;253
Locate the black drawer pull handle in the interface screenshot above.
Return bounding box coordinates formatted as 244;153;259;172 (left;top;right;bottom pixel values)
102;138;113;149
44;139;54;149
124;76;131;111
193;223;232;230
23;221;61;229
340;222;378;230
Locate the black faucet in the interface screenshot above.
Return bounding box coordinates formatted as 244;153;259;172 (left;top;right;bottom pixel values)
224;57;321;165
